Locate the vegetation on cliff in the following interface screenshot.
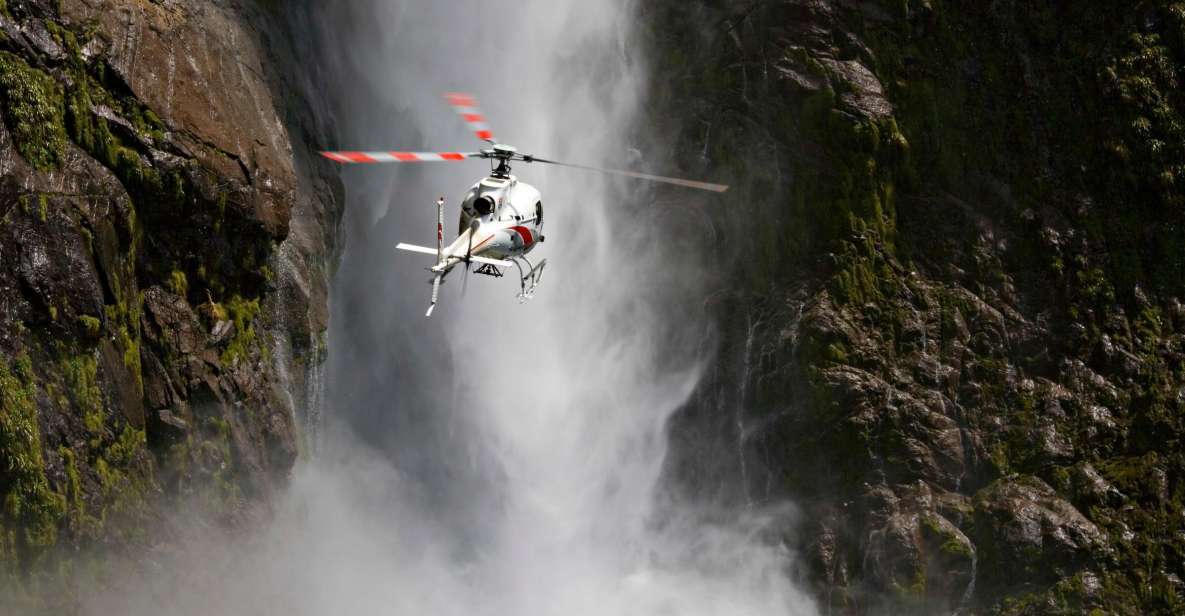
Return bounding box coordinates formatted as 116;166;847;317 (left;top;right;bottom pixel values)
648;1;1185;614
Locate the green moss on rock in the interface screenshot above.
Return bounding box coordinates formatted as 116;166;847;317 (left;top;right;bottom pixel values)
0;356;64;569
0;52;67;171
77;315;101;338
61;354;103;436
221;295;261;365
167;269;188;298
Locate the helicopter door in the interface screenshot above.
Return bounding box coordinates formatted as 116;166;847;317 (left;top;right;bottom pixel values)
535;200;543;225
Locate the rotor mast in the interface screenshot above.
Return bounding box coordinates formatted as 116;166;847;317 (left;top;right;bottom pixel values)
486;144;518;178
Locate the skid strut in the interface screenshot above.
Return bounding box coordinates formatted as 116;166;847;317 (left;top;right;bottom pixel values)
512;256;547;303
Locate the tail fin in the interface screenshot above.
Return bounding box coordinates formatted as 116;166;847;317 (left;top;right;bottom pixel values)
435;197;445;266
426;273;442;317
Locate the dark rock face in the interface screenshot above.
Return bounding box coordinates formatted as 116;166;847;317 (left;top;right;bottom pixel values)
972;476;1104;594
0;0;339;604
646;1;1185;613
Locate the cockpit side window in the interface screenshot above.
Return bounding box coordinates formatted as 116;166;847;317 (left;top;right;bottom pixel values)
474;196;494;216
535;201;543;225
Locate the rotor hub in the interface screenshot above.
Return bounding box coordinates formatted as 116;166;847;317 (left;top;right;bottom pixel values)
487;144;519;178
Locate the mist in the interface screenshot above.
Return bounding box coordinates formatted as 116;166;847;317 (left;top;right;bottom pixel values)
80;2;818;614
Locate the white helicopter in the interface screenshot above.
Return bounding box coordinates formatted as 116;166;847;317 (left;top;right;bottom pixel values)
321;93;729;317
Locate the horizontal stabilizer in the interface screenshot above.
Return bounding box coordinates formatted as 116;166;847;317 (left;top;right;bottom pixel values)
396;243;439;257
396;243;513;268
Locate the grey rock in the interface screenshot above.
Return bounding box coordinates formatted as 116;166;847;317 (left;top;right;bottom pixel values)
973;476;1104;592
818;58;893;119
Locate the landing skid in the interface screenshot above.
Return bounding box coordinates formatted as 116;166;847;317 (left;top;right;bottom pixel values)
512;256;547;303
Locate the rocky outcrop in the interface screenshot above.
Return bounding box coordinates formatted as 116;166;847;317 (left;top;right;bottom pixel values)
647;1;1185;613
973;476;1104;594
0;0;339;607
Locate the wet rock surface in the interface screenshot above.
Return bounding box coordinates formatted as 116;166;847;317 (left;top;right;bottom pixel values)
647;0;1185;613
0;0;339;605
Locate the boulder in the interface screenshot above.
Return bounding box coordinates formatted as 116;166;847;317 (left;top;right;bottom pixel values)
973;476;1104;593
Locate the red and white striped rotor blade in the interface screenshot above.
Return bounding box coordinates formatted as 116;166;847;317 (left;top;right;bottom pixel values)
444;92;496;143
319;151;480;164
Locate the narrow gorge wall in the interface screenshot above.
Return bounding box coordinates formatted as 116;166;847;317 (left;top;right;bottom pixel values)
0;0;340;609
648;2;1185;615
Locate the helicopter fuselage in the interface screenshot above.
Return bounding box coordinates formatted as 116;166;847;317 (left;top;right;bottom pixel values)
444;174;543;265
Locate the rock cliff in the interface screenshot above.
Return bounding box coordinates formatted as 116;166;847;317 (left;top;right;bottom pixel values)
646;1;1185;614
0;0;339;608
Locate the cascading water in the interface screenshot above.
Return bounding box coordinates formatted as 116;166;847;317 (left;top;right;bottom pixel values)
312;2;816;614
84;2;817;614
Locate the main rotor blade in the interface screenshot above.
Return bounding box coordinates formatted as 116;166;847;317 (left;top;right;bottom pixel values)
445;93;496;144
320;151;482;164
527;157;729;193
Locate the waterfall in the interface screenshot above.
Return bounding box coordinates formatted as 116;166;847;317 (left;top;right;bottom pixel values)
308;2;816;614
736;309;760;508
954;544;979;615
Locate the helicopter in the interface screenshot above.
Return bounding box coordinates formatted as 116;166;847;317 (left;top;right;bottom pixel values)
320;93;729;317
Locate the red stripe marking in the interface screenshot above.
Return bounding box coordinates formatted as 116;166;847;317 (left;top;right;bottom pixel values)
476;130;493;140
446;94;475;106
512;226;534;246
393;152;420;162
470;235;493;252
462;114;484;123
440;153;466;161
344;152;376;163
320;152;348;162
